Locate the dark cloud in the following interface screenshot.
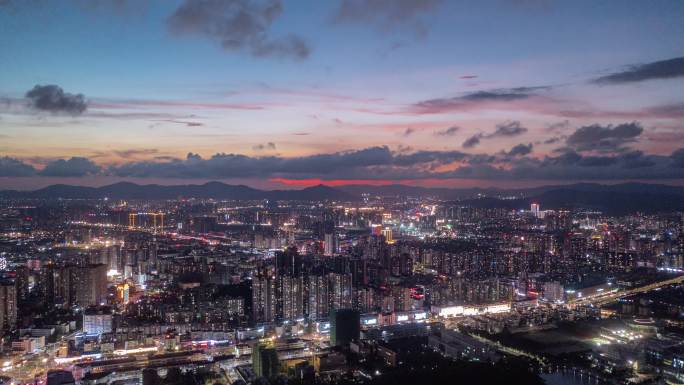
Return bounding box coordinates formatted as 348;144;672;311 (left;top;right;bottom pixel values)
577;155;618;167
565;122;643;152
461;121;528;149
334;0;442;37
393;150;467;166
593;57;684;85
545;120;570;132
671;148;684;168
489;120;527;137
434;126;459;136
542;136;564;145
412;87;544;114
462;134;483;148
25;85;87;115
460;90;531;102
253;142;277;151
112;149;159;158
620;151;656;169
0;157;36;177
5;144;684;182
506;143;533;157
39;157;101;177
109;146;394;179
167;0;310;60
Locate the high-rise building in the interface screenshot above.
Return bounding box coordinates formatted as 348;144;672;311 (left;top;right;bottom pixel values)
276;275;305;321
74;264;108;307
252;342;279;379
531;203;540;218
0;280;17;334
324;232;337;256
15;266;30;304
41;262;56;307
307;274;329;320
252;276;276;323
53;266;75;308
329;273;353;310
330;309;359;347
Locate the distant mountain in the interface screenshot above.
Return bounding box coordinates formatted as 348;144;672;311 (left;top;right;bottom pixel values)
0;182;356;201
2;181;684;214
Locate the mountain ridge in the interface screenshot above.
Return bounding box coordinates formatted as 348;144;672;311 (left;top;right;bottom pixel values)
2;181;684;214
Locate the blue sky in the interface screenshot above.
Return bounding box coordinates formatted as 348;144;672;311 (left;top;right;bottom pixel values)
1;0;684;189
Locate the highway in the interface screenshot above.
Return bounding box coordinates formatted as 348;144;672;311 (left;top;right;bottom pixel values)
568;273;684;307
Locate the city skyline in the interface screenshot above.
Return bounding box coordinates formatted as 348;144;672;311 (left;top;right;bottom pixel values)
1;0;684;190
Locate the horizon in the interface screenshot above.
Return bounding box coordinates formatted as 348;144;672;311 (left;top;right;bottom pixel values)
3;177;684;192
1;1;684;189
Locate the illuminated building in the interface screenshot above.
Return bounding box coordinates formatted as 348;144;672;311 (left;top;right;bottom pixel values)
381;228;393;243
129;212;165;233
0;280;17;334
307;275;329;320
117;283;130;304
83;306;113;335
329;273;353;310
276;275;305;320
531;203;540;218
252;276;276;323
324;232;337;256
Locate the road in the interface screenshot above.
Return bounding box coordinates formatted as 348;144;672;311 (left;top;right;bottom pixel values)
568;274;684;307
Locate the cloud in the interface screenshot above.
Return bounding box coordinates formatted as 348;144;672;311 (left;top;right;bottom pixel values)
112;149;159;158
545;120;570;132
489;120;527;137
593;56;684;85
333;0;442;37
461;121;528;149
671;148;684;168
253;142;277;151
0;157;36;177
565;122;643;152
542;136;564;145
5;143;684;182
25;85;87;115
462;134;483;148
39;157;101;177
109;146;395;179
620;150;656;169
167;0;310;60
412;87;546;114
400;127;416;137
152;119;204;127
393;150;467;166
506;143;533;157
434;126;459;136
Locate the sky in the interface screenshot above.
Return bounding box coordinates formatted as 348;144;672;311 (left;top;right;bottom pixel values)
1;0;684;190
